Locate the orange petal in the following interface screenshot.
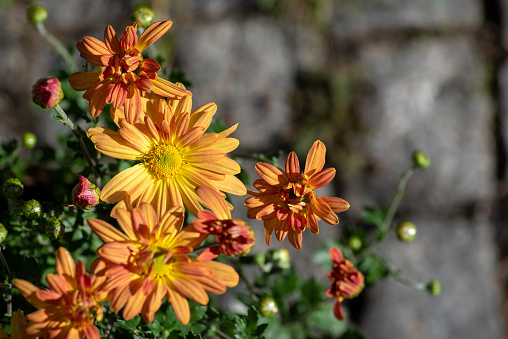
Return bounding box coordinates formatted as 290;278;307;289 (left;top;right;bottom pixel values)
12;280;48;308
330;247;344;262
320;196;350;213
151;77;191;99
308;167;336;189
201;260;239;288
285;152;300;182
288;229;303;250
104;25;121;53
55;247;75;277
304;140;326;177
124;84;142;124
213;174;247;196
195;186;230;220
167;287;190;325
87;218;130;242
100;164;151;202
137;21;173;52
312;198;339;225
255;163;285;186
122;288;145;320
264;218;278;246
171;277;209;305
120;24;138;51
69;72;100;91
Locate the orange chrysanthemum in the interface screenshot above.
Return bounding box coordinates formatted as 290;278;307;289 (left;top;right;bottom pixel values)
189;186;255;260
326;247;364;321
244;140;350;249
13;247;109;339
87;90;246;217
69;21;190;123
87;203;239;325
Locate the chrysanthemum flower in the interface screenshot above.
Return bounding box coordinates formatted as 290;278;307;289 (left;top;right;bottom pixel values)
189;186;255;260
0;311;31;339
87;90;246;217
87;203;239;325
13;247;109;339
244;140;349;249
69;21;190;123
326;247;364;321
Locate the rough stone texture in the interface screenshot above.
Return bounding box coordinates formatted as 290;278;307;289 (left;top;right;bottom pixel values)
347;37;495;212
360;215;503;339
174;17;295;151
332;0;483;39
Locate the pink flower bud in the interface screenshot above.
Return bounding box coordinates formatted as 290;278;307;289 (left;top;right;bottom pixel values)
70;176;100;210
32;77;63;109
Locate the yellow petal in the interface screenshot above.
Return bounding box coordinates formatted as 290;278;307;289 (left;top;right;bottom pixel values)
152;77;191;99
195;186;230;220
201;260;239;288
87;126;142;160
100;164;152;203
214;174;247;196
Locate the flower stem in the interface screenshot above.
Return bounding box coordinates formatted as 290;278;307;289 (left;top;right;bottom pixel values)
35;22;78;72
376;251;426;291
54;104;100;179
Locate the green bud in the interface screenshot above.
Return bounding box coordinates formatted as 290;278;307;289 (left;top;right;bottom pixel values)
396;221;417;242
2;178;24;199
132;6;154;28
259;297;279;317
27;6;48;24
254;253;266;267
271;248;291;270
23;132;37;148
45;217;64;240
0;223;7;244
427;279;441;296
348;235;363;252
22;199;42;219
413;151;431;169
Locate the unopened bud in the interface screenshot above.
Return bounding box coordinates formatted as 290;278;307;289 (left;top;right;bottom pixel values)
132;6;154;28
0;223;7;244
27;6;48;24
396;221;417;242
348;235;363;252
70;176;100;210
427;279;441;296
23;132;37;148
259;297;279;317
32;77;63;109
2;178;24;199
22;199;42;219
45;217;64;240
413;151;431;169
271;248;291;270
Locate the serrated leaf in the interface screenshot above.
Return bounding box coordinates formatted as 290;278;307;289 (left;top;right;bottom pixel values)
117;315;141;330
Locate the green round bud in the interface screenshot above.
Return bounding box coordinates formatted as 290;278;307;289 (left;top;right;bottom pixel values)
272;248;291;270
413;151;431;169
427;279;441;296
2;178;24;199
254;253;266;267
132;6;154;28
396;221;417;242
259;297;279;317
45;217;64;240
0;223;7;244
22;199;42;219
348;235;363;252
27;6;48;24
23;132;37;148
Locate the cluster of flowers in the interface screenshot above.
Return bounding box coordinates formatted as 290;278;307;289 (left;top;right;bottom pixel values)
14;19;363;338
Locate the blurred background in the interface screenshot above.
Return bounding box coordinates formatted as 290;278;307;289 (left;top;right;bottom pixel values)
1;0;507;337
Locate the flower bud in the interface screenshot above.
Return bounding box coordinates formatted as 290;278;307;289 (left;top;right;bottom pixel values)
348;235;363;252
0;223;7;244
396;221;417;242
32;77;63;109
413;151;431;169
70;176;100;210
259;297;279;317
132;6;154;28
271;248;291;270
27;5;48;24
22;199;42;219
2;178;24;199
427;279;441;296
23;132;37;148
45;217;64;240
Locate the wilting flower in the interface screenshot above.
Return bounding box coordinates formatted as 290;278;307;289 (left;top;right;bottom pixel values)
87;202;239;325
65;176;100;210
326;247;364;321
32;77;63;109
0;311;30;339
189;186;255;260
69;21;190;123
245;140;349;249
87;89;246;217
13;247;109;338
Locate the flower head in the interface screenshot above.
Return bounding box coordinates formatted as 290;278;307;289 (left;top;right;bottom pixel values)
190;186;255;260
326;247;364;321
87;89;246;217
69;21;190;123
13;247;109;338
66;176;101;210
245;140;349;249
32;77;63;109
0;311;31;339
87;202;239;325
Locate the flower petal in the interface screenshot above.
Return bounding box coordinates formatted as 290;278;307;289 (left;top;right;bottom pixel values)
304;140;326;177
69;72;100;91
151;77;191;99
137;21;173;52
255;163;285;186
55;247;75;278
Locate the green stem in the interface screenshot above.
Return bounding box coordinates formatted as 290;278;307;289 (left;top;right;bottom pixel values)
376;251;426;291
35;22;78;72
53;104;100;179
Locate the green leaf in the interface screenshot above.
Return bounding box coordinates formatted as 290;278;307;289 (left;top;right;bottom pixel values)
340;329;366;339
117;315;141;330
361;206;387;228
358;255;389;284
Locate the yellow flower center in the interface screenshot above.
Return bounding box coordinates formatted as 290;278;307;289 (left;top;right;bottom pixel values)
143;144;183;179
